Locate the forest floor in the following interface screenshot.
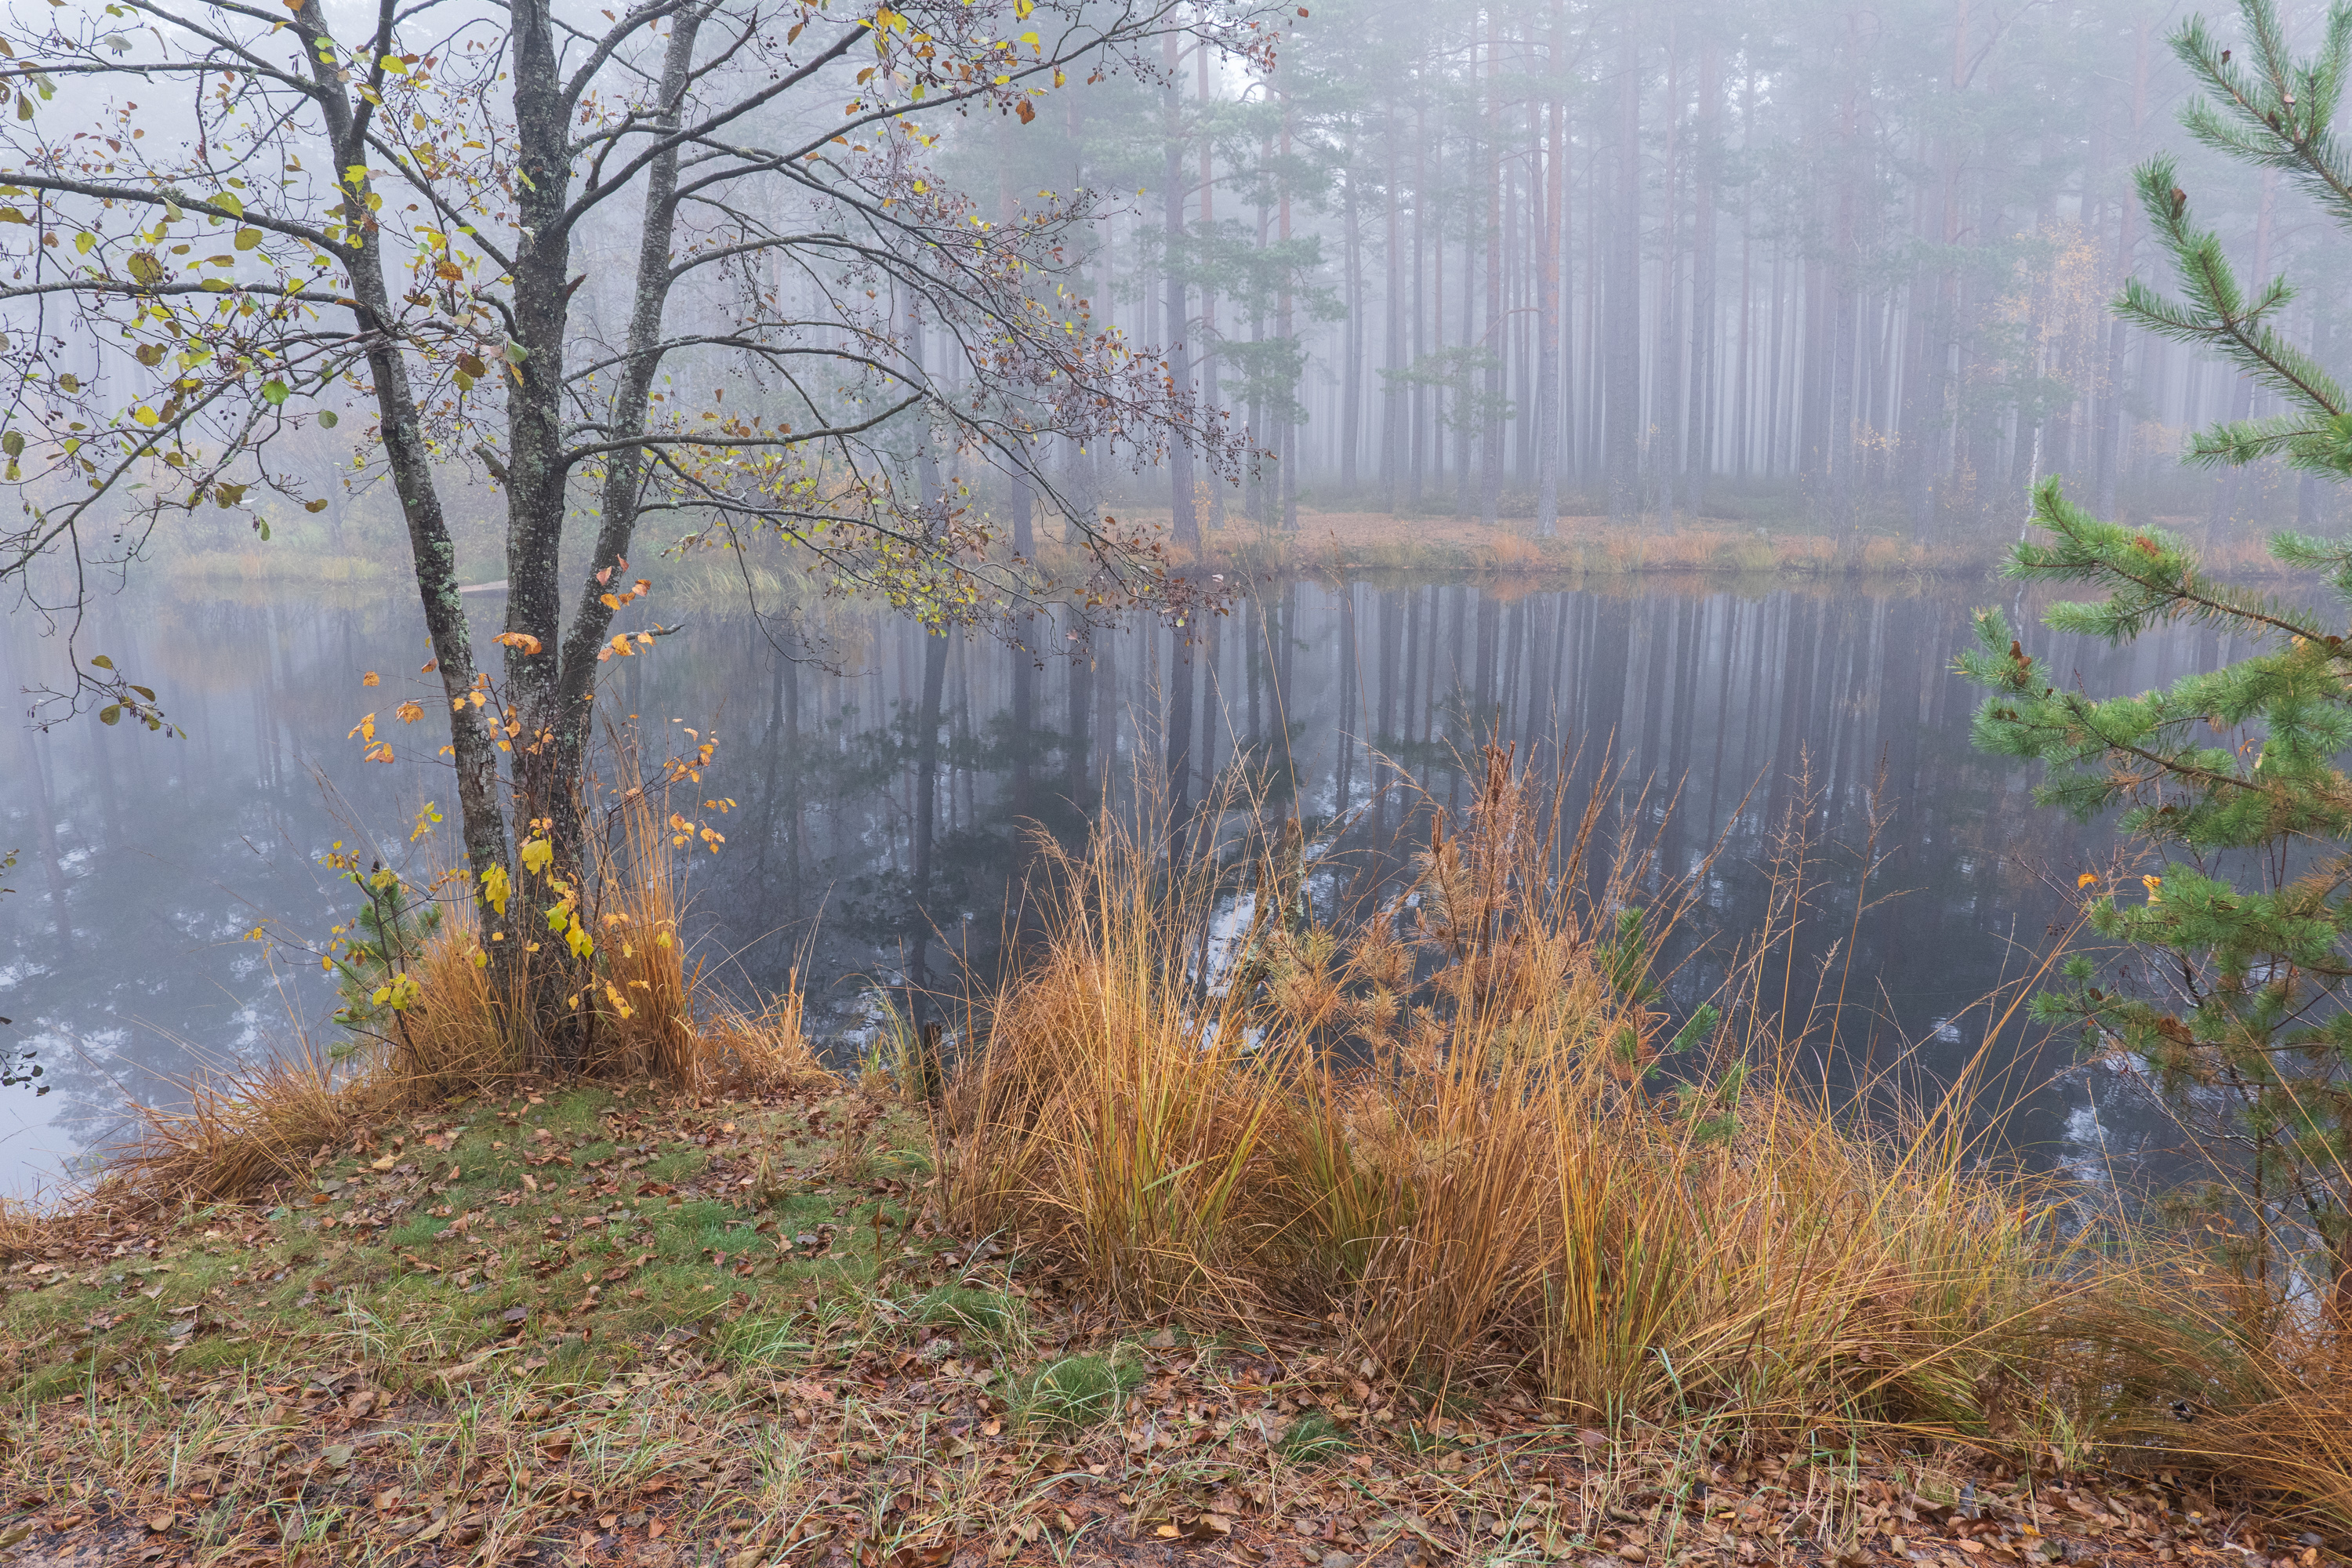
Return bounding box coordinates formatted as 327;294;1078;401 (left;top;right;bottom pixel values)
2;1080;2336;1568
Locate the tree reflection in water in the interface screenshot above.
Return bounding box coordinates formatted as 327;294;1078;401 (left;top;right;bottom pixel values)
0;575;2241;1189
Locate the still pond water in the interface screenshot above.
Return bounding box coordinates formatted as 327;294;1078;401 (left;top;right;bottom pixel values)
1;571;2252;1193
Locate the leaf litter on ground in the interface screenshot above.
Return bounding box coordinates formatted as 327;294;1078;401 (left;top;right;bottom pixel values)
0;1082;2340;1568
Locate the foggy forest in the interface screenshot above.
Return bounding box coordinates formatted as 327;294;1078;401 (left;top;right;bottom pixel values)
9;0;2352;1556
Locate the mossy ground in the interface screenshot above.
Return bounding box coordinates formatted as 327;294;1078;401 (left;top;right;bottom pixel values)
0;1083;2332;1568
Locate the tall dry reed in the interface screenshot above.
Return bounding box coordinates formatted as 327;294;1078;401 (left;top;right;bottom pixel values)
945;811;1288;1319
113;1036;373;1207
943;746;2095;1447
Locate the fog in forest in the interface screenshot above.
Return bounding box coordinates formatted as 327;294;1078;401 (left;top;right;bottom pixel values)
0;0;2334;1191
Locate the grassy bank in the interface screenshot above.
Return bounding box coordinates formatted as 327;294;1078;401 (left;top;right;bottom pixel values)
1029;509;2318;584
6;757;2352;1566
146;503;2303;601
8;1080;2328;1568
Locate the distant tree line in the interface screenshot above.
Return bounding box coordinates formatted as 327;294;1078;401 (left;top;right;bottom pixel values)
1026;0;2350;538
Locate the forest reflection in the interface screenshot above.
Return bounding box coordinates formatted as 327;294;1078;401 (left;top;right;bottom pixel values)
2;574;2253;1186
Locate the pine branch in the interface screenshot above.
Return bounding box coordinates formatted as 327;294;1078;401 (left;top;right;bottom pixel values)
2184;412;2338;469
2116;157;2347;448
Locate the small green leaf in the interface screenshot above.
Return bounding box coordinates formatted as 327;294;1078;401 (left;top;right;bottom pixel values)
98;705;122;725
318;410;338;428
89;654;113;670
261;380;290;405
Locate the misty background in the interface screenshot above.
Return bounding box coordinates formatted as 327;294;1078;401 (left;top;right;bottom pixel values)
3;0;2331;1191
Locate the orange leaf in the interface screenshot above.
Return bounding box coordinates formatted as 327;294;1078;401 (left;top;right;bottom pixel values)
493;631;543;655
361;670;381;687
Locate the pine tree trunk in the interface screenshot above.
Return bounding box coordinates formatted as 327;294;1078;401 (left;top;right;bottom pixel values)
1280;103;1299;533
1608;15;1642;521
1480;13;1504;528
1384;110;1405;513
1686;42;1720;514
1343;145;1363;496
1536;6;1566;538
1165;38;1200;550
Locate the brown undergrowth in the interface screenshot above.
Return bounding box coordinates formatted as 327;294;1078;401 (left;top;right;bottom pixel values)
938;748;2352;1531
941;750;2078;1439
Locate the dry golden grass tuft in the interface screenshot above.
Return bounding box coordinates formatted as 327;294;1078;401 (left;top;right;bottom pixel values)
590;764;701;1085
934;746;2352;1523
705;973;834;1096
943;817;1288;1319
372;918;527;1102
2187;1346;2352;1526
112;1037;376;1207
2030;1225;2352;1525
943;748;2076;1445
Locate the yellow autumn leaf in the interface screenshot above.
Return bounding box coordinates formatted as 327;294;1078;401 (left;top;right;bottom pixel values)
481;863;510;915
2077;872;2097;889
519;837;554;877
361;670;380;686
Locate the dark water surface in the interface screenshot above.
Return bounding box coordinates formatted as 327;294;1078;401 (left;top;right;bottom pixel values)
2;572;2252;1192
